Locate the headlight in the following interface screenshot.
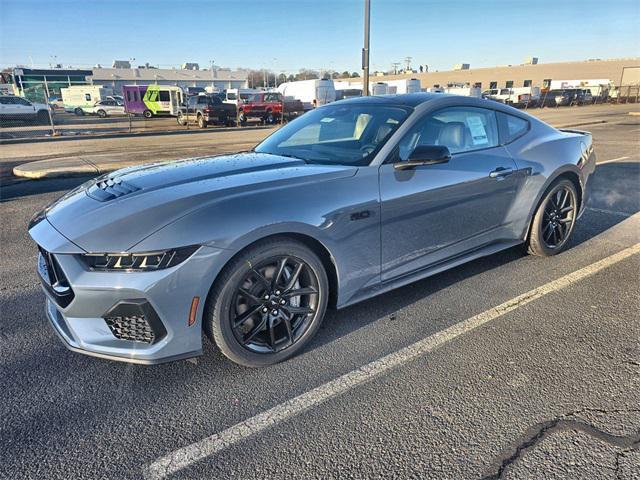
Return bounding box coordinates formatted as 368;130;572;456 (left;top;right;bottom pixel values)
81;245;199;271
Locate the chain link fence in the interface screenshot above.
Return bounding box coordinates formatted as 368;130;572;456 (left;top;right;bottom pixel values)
2;69;639;141
0;83;298;141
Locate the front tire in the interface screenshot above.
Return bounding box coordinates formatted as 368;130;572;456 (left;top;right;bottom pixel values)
204;239;329;367
143;109;153;118
97;109;107;118
74;108;84;116
527;179;578;257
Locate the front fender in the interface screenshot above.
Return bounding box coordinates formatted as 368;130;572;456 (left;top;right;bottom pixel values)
133;167;382;307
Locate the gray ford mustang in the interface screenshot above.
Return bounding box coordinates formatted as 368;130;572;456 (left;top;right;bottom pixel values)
29;93;596;367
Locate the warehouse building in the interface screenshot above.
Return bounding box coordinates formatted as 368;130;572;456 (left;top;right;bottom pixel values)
87;67;249;94
368;58;640;90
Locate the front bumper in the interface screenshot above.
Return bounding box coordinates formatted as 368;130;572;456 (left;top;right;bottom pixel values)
31;220;228;364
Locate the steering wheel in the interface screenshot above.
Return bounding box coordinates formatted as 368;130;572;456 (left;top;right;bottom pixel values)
360;143;377;156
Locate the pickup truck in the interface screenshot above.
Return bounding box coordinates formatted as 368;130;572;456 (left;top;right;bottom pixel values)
238;92;304;125
177;94;238;128
482;88;531;108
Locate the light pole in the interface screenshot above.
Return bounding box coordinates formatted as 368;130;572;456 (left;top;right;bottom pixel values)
210;60;215;90
362;0;370;96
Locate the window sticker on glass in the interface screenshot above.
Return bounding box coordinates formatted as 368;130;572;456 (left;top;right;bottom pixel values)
466;116;488;145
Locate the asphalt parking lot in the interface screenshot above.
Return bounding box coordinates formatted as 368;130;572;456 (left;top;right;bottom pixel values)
0;109;639;479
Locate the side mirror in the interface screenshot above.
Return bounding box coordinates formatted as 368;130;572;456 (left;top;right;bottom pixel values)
394;145;451;170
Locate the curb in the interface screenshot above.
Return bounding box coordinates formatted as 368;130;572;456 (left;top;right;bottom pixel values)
0;124;275;146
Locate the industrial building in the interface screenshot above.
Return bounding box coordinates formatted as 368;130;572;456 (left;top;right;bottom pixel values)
365;58;640;91
88;67;249;93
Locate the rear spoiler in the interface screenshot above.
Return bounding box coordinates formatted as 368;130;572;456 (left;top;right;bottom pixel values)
559;128;592;136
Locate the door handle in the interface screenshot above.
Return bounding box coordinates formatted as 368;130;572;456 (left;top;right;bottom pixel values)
489;167;514;179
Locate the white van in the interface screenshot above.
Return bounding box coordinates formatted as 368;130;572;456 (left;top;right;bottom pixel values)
61;85;114;115
277;79;336;111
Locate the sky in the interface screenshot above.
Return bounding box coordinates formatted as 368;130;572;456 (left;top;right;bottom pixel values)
1;0;639;73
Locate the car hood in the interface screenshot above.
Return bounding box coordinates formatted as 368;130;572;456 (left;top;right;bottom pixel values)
40;153;357;253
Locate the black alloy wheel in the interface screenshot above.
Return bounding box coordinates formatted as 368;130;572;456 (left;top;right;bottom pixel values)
230;255;319;354
541;185;576;249
205;238;328;367
527;179;578;256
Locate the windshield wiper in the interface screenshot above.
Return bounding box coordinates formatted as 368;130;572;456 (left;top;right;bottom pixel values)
262;152;310;164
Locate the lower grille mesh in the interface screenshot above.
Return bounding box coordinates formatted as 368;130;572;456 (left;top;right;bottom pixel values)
105;315;155;343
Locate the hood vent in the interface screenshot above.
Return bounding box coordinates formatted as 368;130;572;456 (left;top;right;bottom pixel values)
87;177;140;202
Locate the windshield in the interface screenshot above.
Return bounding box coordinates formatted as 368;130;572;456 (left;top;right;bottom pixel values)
255;104;411;166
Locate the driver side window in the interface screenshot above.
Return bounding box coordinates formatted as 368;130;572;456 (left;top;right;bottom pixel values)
398;107;499;160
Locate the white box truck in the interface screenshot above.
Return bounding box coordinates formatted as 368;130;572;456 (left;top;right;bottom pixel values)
61;85;114;115
277;79;336;111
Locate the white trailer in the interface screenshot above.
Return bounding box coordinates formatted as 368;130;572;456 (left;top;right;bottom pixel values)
61;85;114;114
277;79;336;110
384;78;422;94
444;86;482;98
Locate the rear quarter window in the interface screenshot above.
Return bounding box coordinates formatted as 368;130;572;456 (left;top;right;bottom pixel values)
498;112;530;144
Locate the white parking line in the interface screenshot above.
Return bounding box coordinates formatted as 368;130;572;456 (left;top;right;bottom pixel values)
145;242;640;480
587;207;632;217
597;156;630;165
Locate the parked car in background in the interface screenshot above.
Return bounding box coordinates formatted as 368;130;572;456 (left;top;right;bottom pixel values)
538;89;577;107
579;89;594;105
82;99;127;118
0;95;51;124
238;92;304;124
177;94;238;128
277;79;336;111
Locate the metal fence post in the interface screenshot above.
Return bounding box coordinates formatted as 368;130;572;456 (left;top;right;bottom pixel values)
45;97;57;136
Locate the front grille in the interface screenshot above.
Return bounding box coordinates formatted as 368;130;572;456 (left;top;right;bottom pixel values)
105;315;156;343
87;177;140;202
37;247;75;308
102;299;166;344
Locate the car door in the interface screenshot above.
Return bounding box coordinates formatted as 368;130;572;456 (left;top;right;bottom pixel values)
14;97;36;118
379;106;520;281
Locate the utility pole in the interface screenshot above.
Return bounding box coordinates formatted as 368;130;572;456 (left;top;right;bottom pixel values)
392;62;400;75
362;0;370;96
404;56;412;72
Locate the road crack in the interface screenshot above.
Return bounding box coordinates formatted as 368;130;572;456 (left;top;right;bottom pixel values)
482;408;640;479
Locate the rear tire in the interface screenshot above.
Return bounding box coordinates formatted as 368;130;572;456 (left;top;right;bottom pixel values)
177;112;186;126
143;109;153;119
97;109;107;118
74;108;84;116
197;114;207;128
204;238;329;367
527;179;578;257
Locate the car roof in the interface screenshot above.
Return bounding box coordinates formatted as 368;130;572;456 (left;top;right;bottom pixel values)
334;92;443;107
